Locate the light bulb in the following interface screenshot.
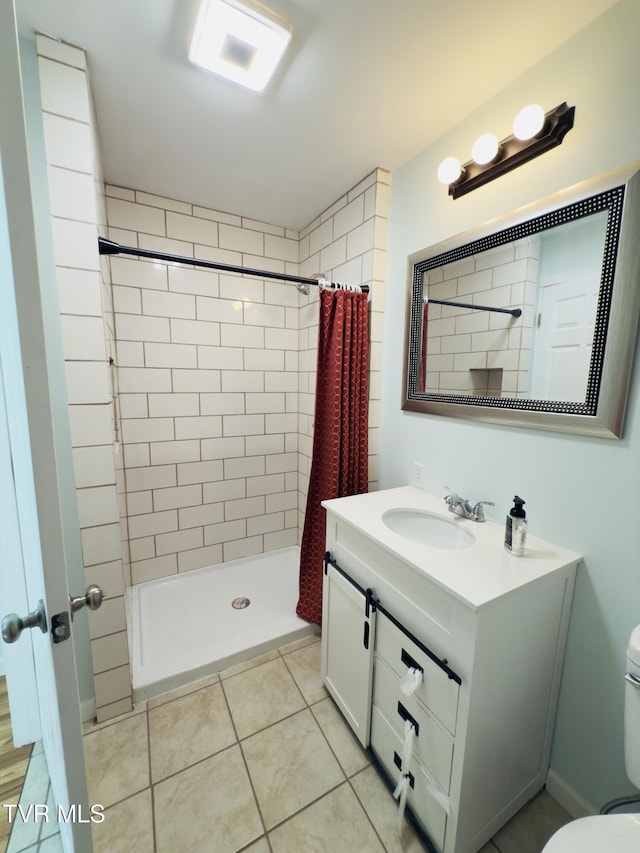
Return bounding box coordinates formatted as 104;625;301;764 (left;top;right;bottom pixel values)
513;104;545;141
471;133;499;165
437;157;462;185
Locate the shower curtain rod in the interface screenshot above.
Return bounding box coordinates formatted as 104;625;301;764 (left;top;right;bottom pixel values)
427;296;521;318
98;237;369;293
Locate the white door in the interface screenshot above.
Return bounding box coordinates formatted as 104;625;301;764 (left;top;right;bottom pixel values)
529;271;599;401
1;3;92;850
321;560;376;746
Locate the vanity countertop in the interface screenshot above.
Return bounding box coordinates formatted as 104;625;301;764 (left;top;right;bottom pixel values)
322;486;581;609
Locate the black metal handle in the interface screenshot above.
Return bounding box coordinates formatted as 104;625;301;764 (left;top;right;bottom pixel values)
393;751;415;788
397;701;420;736
401;648;424;676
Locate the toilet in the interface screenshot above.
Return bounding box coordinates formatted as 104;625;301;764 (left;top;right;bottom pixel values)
542;625;640;852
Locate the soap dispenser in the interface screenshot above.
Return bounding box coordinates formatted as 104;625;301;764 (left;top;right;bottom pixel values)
505;496;527;556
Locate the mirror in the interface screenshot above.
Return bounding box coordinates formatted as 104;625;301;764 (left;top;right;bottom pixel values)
402;162;640;438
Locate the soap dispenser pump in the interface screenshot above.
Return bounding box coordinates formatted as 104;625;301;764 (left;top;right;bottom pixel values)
505;496;527;557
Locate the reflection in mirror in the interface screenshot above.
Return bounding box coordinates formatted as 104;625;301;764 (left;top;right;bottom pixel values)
419;211;608;403
403;163;640;438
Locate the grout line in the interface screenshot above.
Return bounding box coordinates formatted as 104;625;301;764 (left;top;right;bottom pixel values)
219;674;270;845
346;770;395;853
303;678;395;850
262;779;348;838
145;703;158;853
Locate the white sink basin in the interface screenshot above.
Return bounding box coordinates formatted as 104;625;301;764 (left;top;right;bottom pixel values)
382;508;475;550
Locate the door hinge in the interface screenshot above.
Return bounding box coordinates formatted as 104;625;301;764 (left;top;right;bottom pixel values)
51;611;71;644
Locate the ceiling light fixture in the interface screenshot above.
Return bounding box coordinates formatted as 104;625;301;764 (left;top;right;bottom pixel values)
189;0;292;93
437;102;575;199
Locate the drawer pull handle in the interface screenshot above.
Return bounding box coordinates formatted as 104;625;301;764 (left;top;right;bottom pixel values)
401;648;424;676
393;751;415;788
397;701;420;737
400;667;423;697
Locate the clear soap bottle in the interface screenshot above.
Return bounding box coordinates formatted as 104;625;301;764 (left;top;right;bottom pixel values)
505;496;527;557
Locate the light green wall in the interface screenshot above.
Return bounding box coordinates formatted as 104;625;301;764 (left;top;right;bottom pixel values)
381;0;640;812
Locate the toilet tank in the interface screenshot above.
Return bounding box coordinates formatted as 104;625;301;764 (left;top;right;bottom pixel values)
625;625;640;788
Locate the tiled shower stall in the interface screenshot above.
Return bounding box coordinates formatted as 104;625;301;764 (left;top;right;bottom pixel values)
35;35;389;722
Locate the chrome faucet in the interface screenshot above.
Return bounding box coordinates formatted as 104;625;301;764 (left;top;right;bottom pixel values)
444;488;494;522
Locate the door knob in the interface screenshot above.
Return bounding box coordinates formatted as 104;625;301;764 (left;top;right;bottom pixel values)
1;599;47;644
69;584;105;617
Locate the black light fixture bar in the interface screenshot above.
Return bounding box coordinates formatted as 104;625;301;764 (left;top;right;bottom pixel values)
97;237;369;293
428;297;521;318
449;102;575;199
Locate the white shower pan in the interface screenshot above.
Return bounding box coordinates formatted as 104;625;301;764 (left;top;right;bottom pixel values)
127;546;317;702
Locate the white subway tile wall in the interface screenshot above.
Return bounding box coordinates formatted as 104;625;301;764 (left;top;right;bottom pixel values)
104;187;301;585
36;35;132;721
34;34;388;723
298;170;389;522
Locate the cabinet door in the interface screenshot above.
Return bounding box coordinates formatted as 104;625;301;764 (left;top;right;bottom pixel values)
321;561;375;746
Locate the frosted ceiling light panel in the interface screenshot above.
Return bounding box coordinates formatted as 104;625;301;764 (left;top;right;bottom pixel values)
189;0;292;92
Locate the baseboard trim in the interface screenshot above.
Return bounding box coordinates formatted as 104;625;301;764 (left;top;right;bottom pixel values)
80;697;96;724
546;769;597;818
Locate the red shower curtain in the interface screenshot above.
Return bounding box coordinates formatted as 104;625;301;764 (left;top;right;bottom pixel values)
296;288;369;626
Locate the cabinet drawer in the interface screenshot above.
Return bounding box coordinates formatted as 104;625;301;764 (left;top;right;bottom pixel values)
370;705;447;850
373;655;453;793
376;612;459;735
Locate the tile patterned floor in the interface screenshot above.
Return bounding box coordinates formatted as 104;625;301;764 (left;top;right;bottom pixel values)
83;635;572;853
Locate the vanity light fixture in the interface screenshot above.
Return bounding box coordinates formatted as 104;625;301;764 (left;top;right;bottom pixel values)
189;0;292;93
438;102;575;199
437;156;463;185
471;133;500;166
512;104;545;141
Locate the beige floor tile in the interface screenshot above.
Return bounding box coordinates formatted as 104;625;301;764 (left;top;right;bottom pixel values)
244;837;270;853
92;789;154;853
83;713;149;808
83;700;146;735
242;708;344;829
478;843;501;852
219;649;280;680
311;697;370;777
350;765;428;852
147;672;220;709
149;681;236;782
154;744;263;853
283;640;327;704
269;782;385;852
223;657;306;738
491;790;571;853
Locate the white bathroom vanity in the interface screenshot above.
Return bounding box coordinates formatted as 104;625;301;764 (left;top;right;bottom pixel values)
321;486;580;853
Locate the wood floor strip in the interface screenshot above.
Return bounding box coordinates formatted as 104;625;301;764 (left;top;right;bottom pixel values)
0;676;33;853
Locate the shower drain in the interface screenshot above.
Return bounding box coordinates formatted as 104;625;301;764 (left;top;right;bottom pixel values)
231;596;251;610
